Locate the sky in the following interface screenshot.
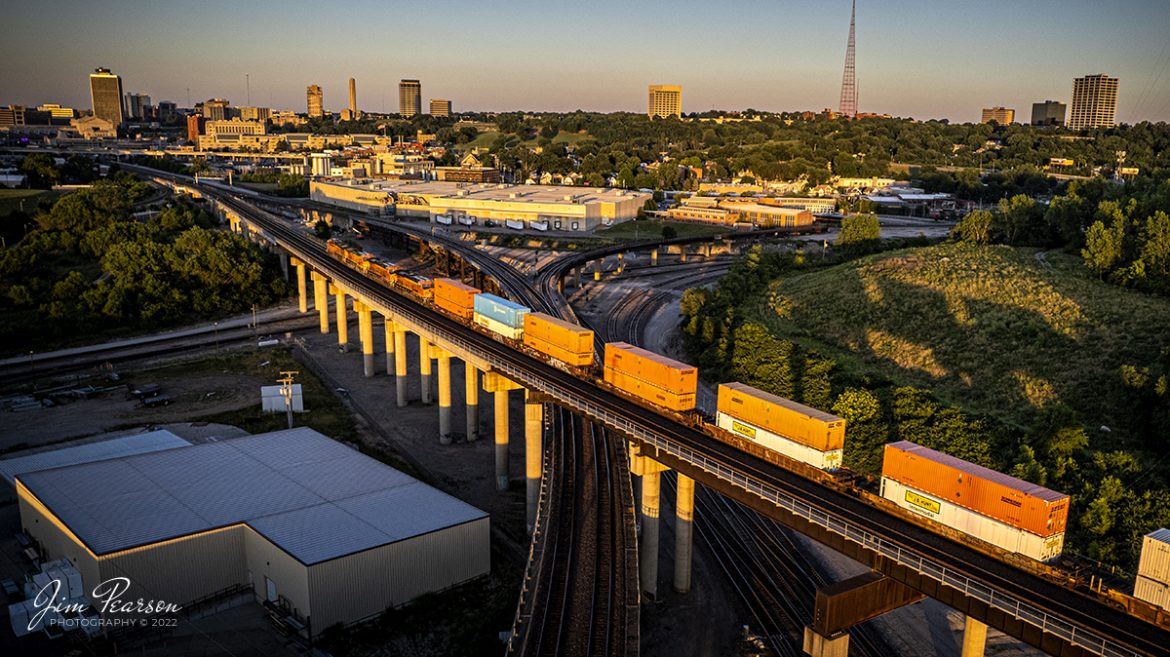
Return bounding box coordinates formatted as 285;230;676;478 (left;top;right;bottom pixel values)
2;0;1169;124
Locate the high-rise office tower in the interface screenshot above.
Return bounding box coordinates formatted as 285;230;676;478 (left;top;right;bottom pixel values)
980;107;1015;124
1031;100;1066;127
349;78;357;114
124;93;151;120
647;85;682;118
202;98;230;121
430;99;452;117
399;80;421;117
838;0;858;118
307;84;324;118
89;67;124;126
1068;74;1118;130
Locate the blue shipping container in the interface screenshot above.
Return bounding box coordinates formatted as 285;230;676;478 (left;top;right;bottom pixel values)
474;293;530;329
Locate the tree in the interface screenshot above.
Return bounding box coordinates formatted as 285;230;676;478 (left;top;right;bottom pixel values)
832;388;887;474
661;225;677;239
951;210;993;244
20;153;59;189
314;220;332;239
1082;217;1126;278
836;214;880;252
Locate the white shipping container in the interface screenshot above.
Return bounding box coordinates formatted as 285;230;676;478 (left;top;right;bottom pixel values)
1135;575;1170;611
475;313;523;339
505;219;525;231
1139;528;1170;585
435;214;453;225
880;477;1064;562
716;411;842;471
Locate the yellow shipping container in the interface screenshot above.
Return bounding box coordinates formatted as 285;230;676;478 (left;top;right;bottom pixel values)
524;313;593;363
603;342;696;396
434;278;480;320
604;367;695;412
716;382;845;452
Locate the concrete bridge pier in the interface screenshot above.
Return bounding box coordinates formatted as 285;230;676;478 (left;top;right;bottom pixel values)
961;617;987;657
630;447;670;602
593;259;601;281
437;350;452;444
651;248;658;265
484;372;522;491
802;570;925;657
394;328;408;408
524;392;543;533
311;271;329;334
278;251;289;279
293;259;308;313
679;248;688;263
330;285;347;348
419;339;433;404
383;319;396;377
356;302;374;377
465;362;480;441
674;473;695;593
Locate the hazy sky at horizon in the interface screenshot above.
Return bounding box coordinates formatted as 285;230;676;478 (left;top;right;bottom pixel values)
2;0;1169;124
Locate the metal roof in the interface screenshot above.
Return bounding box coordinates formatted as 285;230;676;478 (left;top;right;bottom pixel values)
1148;528;1170;546
17;428;487;564
0;430;190;487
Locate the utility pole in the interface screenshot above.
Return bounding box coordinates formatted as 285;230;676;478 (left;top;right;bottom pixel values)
278;371;299;429
246;73;251;106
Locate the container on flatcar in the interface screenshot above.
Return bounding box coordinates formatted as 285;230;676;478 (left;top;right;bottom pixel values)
1135;575;1170;611
474;293;530;339
716;383;845;452
881;441;1069;537
434;278;480;320
394;273;434;301
523;313;594;367
715;383;843;470
879;475;1065;561
603;342;696;412
1139;528;1170;585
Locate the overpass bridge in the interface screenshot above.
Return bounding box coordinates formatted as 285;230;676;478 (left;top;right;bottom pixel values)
136;166;1170;657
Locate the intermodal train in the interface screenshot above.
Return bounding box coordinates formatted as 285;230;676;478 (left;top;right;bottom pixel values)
324;238;1078;568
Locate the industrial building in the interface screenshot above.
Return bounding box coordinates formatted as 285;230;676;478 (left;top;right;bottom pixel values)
16;427;489;636
664;196;815;228
311;178;650;231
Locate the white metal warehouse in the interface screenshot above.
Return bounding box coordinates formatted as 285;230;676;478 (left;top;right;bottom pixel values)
16;427;490;635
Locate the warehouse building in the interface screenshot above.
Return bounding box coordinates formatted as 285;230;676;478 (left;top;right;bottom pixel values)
16;427;489;636
310;178;651;231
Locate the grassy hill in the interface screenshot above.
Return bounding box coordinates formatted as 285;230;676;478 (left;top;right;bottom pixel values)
755;242;1170;440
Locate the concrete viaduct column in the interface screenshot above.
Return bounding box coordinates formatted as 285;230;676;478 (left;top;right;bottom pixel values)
293;259;308;313
465;362;480;441
437;350;453;445
419;339;433;405
651;248;658;265
961;617;988;657
630;446;671;602
356;302;374;377
525;392;543;533
311;271;329;334
674;473;695;594
383;318;395;377
483;372;521;491
331;285;348;348
394;328;408;408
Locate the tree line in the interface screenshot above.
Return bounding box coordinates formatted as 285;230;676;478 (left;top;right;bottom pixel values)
0;176;290;353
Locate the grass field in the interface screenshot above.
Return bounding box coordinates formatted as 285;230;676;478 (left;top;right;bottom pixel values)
756;242;1170;435
0;188;61;216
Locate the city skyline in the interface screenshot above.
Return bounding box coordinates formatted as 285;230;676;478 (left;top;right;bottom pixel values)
3;0;1169;123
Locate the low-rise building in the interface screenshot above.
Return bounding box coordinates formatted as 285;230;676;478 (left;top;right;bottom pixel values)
666;196;815;227
16;428;489;638
312;178;650;231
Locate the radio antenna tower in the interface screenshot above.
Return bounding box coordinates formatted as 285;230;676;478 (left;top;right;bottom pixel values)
839;0;858;118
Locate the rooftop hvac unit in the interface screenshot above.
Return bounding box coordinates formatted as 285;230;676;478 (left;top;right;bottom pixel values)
563;195;574;201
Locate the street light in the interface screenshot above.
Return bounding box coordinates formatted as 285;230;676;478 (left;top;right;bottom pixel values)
213;322;219;351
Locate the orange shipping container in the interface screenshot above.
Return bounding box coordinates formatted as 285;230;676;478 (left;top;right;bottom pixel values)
604;367;695;412
434;278;480;320
717;383;845;452
882;441;1069;537
524;313;594;363
603;342;697;396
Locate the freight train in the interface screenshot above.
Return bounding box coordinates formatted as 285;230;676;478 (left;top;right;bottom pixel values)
324;237;1080;569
